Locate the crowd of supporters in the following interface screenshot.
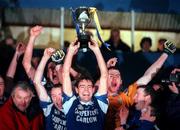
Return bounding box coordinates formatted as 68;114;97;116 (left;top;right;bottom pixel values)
0;26;179;130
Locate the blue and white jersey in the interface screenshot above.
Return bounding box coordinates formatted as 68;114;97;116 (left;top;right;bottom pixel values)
63;92;108;130
40;96;66;130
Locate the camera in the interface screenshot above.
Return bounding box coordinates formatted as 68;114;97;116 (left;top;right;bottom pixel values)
161;72;180;84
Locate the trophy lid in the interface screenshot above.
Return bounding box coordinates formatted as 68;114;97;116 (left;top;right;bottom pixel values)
75;7;90;25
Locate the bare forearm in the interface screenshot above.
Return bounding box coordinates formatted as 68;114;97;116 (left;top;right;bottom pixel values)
23;36;36;68
34;56;49;101
34;56;49;84
6;52;19;78
137;53;168;85
63;52;74;75
62;52;74;96
145;53;168;76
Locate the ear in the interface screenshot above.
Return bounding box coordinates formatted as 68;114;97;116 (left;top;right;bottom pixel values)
145;95;151;105
119;79;122;85
150;116;156;122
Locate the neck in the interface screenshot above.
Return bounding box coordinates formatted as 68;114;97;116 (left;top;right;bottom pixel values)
108;90;118;96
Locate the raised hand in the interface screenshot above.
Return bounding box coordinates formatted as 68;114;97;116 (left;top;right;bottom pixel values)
88;38;99;52
30;25;43;37
119;105;129;125
43;48;55;58
168;82;179;94
68;39;80;55
107;57;118;68
16;42;26;57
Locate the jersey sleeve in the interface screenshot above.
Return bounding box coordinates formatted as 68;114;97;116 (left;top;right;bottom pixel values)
39;96;53;117
94;92;109;113
62;93;77;115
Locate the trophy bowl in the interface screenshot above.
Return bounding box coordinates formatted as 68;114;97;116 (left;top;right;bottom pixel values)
75;7;91;48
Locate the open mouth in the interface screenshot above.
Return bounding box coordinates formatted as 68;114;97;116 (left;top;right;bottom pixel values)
111;82;117;87
82;93;90;97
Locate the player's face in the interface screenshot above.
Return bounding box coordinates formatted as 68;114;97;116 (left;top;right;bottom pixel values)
133;88;146;110
51;87;62;110
76;79;95;103
47;62;59;85
12;87;32;112
108;69;122;94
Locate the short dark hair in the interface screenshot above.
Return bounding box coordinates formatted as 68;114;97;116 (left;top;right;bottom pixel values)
158;38;167;44
11;81;33;96
108;66;120;72
74;74;94;88
140;37;152;48
50;84;62;91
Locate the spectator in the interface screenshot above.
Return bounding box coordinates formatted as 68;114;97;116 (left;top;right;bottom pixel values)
104;28;131;52
62;38;108;130
22;25;43;81
137;37;152;53
0;81;44;130
0;37;15;77
157;38;167;52
4;35;16;49
0;43;25;107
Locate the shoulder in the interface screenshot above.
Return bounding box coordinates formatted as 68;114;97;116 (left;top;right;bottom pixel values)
0;98;15;118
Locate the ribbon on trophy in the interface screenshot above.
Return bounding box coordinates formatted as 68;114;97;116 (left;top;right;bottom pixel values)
89;7;111;50
71;8;80;36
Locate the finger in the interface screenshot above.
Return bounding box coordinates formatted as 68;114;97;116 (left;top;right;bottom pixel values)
172;82;176;86
88;42;91;47
71;39;78;46
77;42;80;48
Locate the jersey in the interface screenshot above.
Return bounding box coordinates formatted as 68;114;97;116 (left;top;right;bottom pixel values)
63;92;108;130
40;96;66;130
104;82;138;130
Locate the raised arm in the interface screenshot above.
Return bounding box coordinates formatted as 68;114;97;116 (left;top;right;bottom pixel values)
33;48;55;101
62;40;80;96
88;39;108;95
6;42;25;78
5;43;25;93
136;41;176;86
22;25;42;80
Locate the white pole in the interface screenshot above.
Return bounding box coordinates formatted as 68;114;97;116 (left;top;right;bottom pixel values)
60;7;64;49
131;10;135;52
